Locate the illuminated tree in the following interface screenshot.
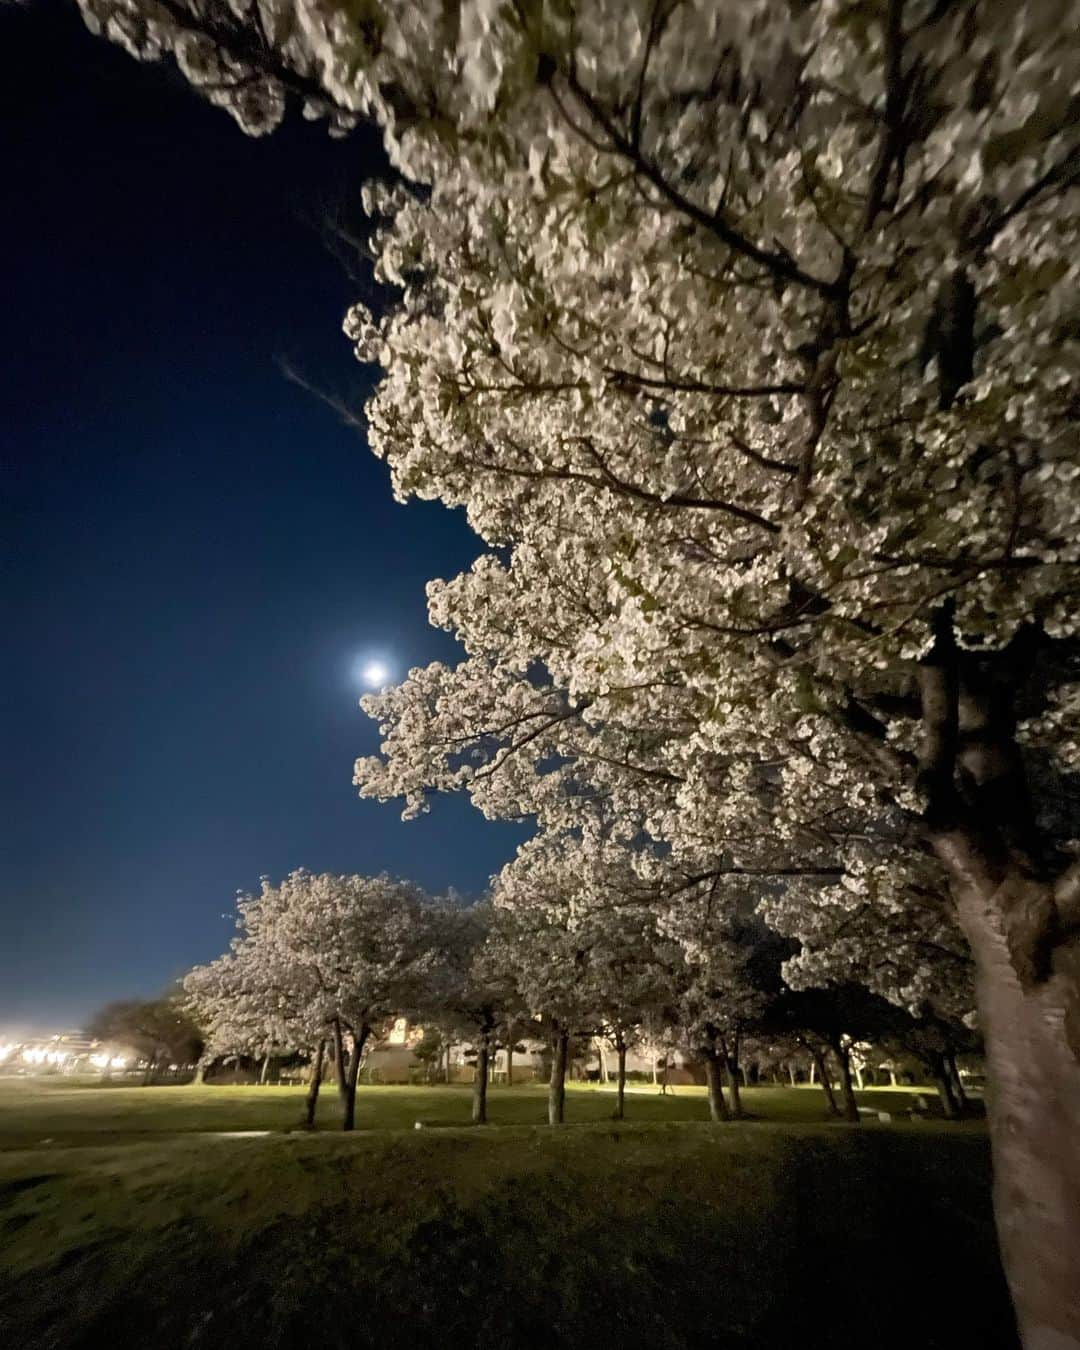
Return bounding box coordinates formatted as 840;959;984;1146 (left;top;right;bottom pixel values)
419;899;528;1124
83;4;1080;1339
494;832;688;1120
189;870;438;1130
184;933;320;1097
489;878;595;1126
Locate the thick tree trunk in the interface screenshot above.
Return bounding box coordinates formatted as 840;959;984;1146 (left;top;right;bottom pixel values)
926;1051;961;1119
703;1050;730;1122
725;1060;743;1118
945;1050;969;1114
445;1042;452;1084
194;1058;208;1085
472;1039;490;1124
834;1045;860;1123
341;1026;369;1132
259;1054;271;1085
787;1064;798;1087
934;1070;960;1119
615;1040;627;1120
915;613;1080;1342
809;1046;839;1116
331;1019;347;1097
723;1038;743;1120
943;867;1080;1349
506;1042;513;1086
548;1027;569;1125
304;1041;325;1129
142;1051;158;1087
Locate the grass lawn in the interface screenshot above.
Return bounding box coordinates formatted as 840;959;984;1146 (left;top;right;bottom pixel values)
0;1076;958;1146
0;1078;1012;1349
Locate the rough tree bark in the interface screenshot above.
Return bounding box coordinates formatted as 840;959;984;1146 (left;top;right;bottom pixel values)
832;1042;861;1123
917;615;1080;1347
722;1035;743;1120
926;1050;961;1120
341;1025;369;1132
331;1019;347;1097
807;1044;840;1116
472;1034;490;1125
942;859;1080;1349
702;1041;731;1122
945;1049;969;1114
548;1026;569;1125
304;1040;325;1129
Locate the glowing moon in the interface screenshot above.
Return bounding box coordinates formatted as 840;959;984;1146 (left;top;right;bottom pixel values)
361;660;390;688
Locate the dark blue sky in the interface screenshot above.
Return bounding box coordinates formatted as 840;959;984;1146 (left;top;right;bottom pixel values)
1;2;528;1031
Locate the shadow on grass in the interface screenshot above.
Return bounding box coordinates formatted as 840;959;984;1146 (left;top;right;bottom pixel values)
0;1124;1016;1350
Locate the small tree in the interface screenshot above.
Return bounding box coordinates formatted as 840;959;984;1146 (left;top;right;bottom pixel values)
87;996;203;1085
488;893;595;1126
188;870;439;1130
429;902;530;1125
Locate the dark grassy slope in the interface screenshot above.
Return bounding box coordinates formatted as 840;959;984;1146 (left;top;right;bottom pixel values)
0;1122;1015;1350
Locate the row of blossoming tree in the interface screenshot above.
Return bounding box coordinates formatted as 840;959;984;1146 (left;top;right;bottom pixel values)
183;859;978;1133
82;1;1080;1343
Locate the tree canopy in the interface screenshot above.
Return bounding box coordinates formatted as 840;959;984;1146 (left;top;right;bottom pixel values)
79;4;1080;1343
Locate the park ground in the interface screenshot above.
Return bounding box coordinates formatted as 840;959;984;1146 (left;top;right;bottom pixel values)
0;1078;1016;1349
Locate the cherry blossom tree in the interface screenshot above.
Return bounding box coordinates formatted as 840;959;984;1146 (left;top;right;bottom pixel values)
760;848;975;1026
760;848;983;1115
82;4;1080;1340
184;931;323;1102
489;859;598;1126
349;9;1080;1327
189;870;439;1129
661;894;779;1122
419;899;528;1124
496;831;688;1119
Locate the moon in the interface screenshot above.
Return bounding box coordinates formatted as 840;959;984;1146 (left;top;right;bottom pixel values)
361;660;390;688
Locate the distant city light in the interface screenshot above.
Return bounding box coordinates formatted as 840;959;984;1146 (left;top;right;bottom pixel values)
0;1036;127;1074
89;1053;127;1069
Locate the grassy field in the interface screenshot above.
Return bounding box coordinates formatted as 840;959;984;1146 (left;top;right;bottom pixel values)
0;1079;1013;1349
0;1076;958;1146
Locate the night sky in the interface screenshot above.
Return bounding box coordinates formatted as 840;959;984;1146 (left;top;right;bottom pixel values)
1;2;528;1031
